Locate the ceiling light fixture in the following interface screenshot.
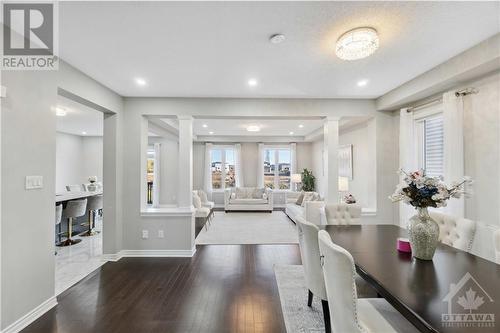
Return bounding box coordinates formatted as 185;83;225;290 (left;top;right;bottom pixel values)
248;79;258;87
209;131;214;135
246;125;261;132
289;131;294;135
298;124;304;128
55;107;67;117
135;78;147;86
357;79;369;87
269;34;285;44
336;27;379;61
82;131;87;135
202;124;208;128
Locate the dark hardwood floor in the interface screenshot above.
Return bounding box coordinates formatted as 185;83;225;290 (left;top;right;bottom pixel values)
23;244;301;333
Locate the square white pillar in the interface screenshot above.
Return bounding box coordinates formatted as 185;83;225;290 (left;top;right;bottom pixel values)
177;115;193;208
324;117;339;204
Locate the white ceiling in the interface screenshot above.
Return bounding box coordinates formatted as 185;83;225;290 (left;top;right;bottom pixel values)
56;96;103;136
58;1;499;98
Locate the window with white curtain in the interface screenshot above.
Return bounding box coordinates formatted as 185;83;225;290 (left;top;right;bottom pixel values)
414;105;444;178
211;148;236;190
263;148;291;189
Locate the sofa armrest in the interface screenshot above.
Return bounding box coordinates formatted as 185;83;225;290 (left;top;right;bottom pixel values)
224;189;232;209
265;188;274;209
304;201;325;225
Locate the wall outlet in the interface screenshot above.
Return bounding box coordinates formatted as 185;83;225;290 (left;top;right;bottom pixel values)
142;230;149;239
158;230;164;238
25;176;43;190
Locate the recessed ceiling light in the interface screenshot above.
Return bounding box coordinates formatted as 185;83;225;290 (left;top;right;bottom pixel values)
55;107;67;117
246;125;261;132
248;79;258;87
82;131;87;135
298;124;304;128
336;27;379;61
209;131;214;135
289;131;294;135
135;78;147;86
202;124;208;128
357;79;369;87
269;34;286;44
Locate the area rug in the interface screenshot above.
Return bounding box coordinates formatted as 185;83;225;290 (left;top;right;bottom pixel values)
195;211;299;245
274;265;380;333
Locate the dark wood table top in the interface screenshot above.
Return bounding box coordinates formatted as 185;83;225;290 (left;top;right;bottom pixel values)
321;224;500;333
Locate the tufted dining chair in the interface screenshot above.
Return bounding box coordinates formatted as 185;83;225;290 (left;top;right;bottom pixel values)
324;203;362;225
296;216;331;333
318;231;419;333
429;212;476;252
494;229;500;265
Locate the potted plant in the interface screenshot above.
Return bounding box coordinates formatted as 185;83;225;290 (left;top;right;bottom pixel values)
389;169;472;260
301;169;315;192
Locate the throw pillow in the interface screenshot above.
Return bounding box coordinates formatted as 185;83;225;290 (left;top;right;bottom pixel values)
236;188;246;199
295;191;305;206
253;188;264;199
230;193;236;199
301;192;315;207
262;193;268;200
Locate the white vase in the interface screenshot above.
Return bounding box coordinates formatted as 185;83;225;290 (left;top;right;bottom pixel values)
408;207;439;260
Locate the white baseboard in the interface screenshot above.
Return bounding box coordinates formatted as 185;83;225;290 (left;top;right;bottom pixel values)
102;247;196;261
2;296;57;333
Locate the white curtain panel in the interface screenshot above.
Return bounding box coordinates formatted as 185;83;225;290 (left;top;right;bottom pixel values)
257;143;265;188
235;143;244;187
153;142;161;207
290;143;297;175
204;143;213;196
443;91;465;218
399;108;417;227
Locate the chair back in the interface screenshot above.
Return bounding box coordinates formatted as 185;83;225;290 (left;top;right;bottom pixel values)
197;190;209;203
87;195;103;211
62;199;88;219
55;204;62;225
318;230;363;333
494;229;500;265
296;217;326;299
66;184;83;192
324;204;361;225
192;191;202;209
430;212;476;252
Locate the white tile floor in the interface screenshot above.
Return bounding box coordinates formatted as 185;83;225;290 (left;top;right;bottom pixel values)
55;218;106;295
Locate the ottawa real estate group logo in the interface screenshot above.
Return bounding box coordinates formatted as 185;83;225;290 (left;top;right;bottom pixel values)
442;272;495;329
1;1;58;70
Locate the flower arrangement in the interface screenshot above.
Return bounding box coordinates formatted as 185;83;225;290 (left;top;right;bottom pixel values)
88;176;98;184
389;169;472;208
344;193;356;204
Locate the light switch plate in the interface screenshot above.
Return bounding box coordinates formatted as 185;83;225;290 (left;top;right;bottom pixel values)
158;230;164;238
142;230;149;239
25;176;43;190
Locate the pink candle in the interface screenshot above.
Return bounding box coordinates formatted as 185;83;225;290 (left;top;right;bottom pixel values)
397;237;411;253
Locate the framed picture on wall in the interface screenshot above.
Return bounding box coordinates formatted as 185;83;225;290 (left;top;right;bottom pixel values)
339;144;353;180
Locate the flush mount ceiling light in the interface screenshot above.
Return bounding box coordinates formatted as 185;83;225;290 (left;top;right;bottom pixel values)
82;131;87;135
248;78;258;87
336;27;379;61
298;124;304;128
289;131;294;135
246;125;261;132
202;124;208;128
55;107;67;117
209;131;214;135
269;34;285;44
135;78;147;86
357;79;369;87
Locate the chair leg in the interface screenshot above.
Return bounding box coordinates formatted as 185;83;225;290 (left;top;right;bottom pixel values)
321;300;331;333
307;289;313;307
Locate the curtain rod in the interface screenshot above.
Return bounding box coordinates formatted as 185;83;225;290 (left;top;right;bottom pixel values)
407;87;478;112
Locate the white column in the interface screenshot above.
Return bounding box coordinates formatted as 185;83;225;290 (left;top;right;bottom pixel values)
324;117;339;204
177;115;193;208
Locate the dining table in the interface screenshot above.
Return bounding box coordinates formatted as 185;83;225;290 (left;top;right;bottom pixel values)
321;224;500;333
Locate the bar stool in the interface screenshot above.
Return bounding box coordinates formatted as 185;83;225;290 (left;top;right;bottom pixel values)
55;204;62;253
81;195;103;237
58;199;87;246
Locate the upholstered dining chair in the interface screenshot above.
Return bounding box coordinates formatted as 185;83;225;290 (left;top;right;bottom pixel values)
193;191;210;230
318;230;419;333
296;217;330;333
198;190;215;224
494;229;500;265
324;203;362;225
429;212;476;252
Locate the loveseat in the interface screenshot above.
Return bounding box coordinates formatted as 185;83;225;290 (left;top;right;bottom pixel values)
224;187;273;212
285;191;324;224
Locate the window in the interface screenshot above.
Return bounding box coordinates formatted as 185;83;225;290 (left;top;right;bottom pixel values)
416;113;444;178
211;148;236;190
263;148;291;189
146;147;155;205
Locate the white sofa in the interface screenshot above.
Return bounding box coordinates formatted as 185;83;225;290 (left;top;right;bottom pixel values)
285;191;323;224
224;187;273;212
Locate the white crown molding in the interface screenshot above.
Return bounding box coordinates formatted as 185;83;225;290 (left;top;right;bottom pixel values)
1;296;57;333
